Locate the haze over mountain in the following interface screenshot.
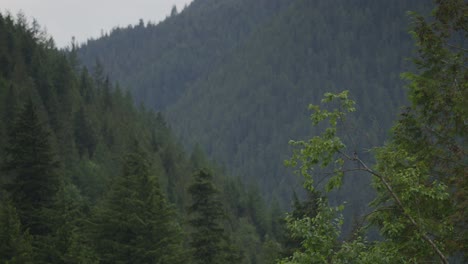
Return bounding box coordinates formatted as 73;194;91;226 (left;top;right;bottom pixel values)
1;0;193;48
1;0;466;262
77;0;431;207
78;0;292;110
0;11;282;263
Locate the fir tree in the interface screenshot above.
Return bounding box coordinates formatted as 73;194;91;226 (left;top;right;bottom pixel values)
2;99;60;237
50;184;98;263
90;145;185;263
0;199;33;263
73;106;97;158
188;168;227;264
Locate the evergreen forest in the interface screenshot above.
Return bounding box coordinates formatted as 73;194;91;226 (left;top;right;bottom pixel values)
0;0;466;263
77;0;432;211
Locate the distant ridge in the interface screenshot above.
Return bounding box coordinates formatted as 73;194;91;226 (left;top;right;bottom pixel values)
77;0;431;214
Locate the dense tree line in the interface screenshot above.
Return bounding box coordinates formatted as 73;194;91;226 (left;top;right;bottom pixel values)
76;0;431;223
0;13;289;263
1;0;465;262
165;0;431;210
78;0;292;110
281;0;467;262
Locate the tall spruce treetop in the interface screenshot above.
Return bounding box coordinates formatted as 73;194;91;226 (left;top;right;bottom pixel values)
395;0;467;255
2;99;60;236
188;168;227;264
90;144;185;264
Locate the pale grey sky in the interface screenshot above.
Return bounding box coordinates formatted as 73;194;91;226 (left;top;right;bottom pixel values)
1;0;194;48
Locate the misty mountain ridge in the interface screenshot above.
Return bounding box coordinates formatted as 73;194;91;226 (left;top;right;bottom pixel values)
77;0;431;208
2;0;466;262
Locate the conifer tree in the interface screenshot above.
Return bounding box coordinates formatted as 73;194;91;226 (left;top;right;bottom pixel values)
188;168;227;264
0;84;18;159
49;184;98;263
2;99;60;236
0;199;33;263
393;0;467;255
74;106;97;158
90;145;185;263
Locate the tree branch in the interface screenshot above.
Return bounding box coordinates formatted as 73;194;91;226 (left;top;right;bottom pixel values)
446;43;468;52
338;150;449;264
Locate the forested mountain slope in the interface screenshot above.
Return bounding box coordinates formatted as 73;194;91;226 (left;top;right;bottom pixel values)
78;0;292;109
169;0;429;194
0;13;283;263
77;0;431;208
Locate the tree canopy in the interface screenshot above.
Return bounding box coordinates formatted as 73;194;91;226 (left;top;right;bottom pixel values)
280;1;467;262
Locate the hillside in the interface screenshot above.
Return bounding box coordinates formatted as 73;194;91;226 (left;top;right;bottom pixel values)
78;0;292;109
77;0;431;209
166;0;435;226
2;0;466;262
0;13;282;263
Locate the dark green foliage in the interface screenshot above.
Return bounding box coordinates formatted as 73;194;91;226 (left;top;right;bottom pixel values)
166;0;431;210
279;0;466;261
245;184;270;239
188;168;227;264
78;0;291;110
2;99;60;236
0;12;231;263
3;0;449;262
291;191;321;220
48;183;98;263
188;168;246;263
90;146;186;263
280;190;322;257
0;199;33;263
76;1;432;231
376;0;468;258
74;106;97;158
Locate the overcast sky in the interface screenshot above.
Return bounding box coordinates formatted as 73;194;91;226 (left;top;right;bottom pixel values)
1;0;194;48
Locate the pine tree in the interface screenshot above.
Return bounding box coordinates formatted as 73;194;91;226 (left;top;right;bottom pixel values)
393;0;467;256
74;106;97;158
50;184;98;263
90;145;185;263
0;84;18;162
0;199;33;263
2;99;60;236
188;168;227;264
